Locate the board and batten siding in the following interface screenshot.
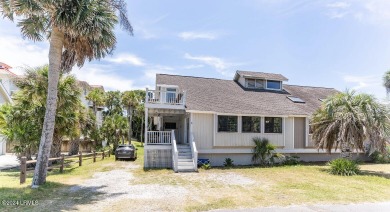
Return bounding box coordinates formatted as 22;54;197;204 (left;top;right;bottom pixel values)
284;117;294;149
191;113;297;150
192;113;214;149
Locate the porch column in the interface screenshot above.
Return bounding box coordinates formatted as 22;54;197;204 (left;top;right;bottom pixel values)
144;107;148;146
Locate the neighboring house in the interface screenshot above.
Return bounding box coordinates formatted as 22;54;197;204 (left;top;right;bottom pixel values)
0;62;18;155
144;70;340;172
0;61;105;154
79;82;105;128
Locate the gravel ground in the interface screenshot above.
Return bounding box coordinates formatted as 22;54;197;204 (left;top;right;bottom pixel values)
181;172;256;186
68;163;189;211
216;201;390;212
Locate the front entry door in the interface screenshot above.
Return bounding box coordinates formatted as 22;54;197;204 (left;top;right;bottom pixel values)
164;122;179;143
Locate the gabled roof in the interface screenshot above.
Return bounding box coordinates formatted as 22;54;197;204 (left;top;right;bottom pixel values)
234;70;288;81
0;62;17;77
156;74;338;116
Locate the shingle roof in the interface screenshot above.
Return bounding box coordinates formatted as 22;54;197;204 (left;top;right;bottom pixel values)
156;74;338;116
235;70;288;81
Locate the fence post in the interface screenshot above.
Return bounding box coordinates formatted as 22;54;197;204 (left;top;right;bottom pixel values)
79;151;82;166
93;151;96;163
60;154;64;173
108;149;111;157
102;150;105;160
20;157;26;184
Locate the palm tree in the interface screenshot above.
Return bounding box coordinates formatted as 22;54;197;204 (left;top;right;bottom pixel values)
383;70;390;100
1;66;82;159
252;137;276;166
86;88;106;117
102;114;128;151
0;0;133;186
105;91;123;116
122;91;139;143
311;90;390;157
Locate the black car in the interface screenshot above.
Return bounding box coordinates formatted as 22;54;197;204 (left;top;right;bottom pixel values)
115;144;137;160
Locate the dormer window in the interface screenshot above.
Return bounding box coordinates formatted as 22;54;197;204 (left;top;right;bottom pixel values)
266;80;282;90
245;78;264;89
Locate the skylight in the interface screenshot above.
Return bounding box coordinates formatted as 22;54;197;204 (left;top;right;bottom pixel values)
287;96;305;103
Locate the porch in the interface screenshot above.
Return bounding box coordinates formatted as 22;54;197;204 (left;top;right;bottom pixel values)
143;110;198;172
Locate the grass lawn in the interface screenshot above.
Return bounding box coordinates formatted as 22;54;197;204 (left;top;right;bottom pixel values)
1;141;390;211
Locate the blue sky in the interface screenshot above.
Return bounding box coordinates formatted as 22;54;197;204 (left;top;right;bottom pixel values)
1;0;390;99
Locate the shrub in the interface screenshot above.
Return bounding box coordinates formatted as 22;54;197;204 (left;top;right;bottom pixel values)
283;155;300;166
223;158;234;167
370;146;390;164
252;137;277;166
328;158;360;176
201;163;211;170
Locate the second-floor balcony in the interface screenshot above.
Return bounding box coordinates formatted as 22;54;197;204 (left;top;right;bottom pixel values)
145;88;186;109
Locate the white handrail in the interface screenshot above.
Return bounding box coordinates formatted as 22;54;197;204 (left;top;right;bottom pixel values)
189;133;198;171
146;90;186;105
172;130;178;172
147;131;172;144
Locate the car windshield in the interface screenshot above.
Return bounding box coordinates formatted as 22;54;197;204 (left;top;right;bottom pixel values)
118;145;133;148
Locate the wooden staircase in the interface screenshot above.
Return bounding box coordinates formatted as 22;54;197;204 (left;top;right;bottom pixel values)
177;144;197;172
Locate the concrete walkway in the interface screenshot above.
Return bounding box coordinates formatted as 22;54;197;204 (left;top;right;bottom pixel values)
216;202;390;212
0;154;19;170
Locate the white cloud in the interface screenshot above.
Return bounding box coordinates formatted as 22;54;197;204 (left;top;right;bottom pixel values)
178;31;219;40
342;74;385;98
327;2;350;9
73;65;135;91
325;0;390;23
0;35;49;74
184;53;236;76
105;53;146;66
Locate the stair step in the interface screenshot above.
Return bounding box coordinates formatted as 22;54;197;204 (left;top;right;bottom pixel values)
179;155;192;158
178;156;192;159
178;159;193;162
178;149;191;152
177;147;191;150
178;169;196;172
178;165;195;170
178;162;194;166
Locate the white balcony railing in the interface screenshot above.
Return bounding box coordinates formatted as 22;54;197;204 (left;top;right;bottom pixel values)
146;89;186;105
147;131;172;144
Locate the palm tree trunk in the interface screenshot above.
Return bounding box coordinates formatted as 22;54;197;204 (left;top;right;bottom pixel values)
68;138;80;156
50;133;62;158
128;106;133;143
32;27;64;187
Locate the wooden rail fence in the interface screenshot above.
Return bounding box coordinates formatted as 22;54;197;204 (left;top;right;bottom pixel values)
20;150;110;184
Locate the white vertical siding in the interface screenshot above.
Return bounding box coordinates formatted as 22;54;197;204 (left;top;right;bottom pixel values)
238;76;246;87
215;133;284;147
0;92;5;104
192;113;214;149
284;117;294;149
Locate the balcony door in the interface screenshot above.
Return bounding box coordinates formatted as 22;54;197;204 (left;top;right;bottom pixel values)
165;88;176;103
